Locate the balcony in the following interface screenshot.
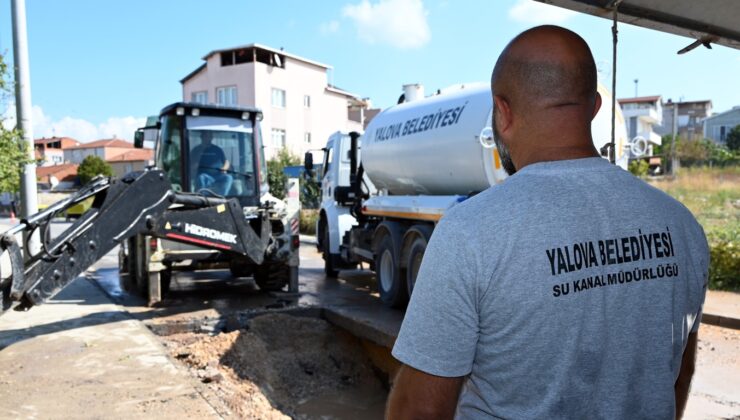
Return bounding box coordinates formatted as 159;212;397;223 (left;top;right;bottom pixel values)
622;106;661;125
637;130;662;145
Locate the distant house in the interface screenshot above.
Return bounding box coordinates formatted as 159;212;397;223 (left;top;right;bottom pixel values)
658;99;713;140
36;163;79;190
106;148;155;178
34;137;80;166
180;43;366;159
703;106;740;144
63;138;138;164
618;95;663;157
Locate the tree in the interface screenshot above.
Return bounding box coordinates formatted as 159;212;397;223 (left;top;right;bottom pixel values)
266;148;300;199
77;155;113;184
726;124;740;152
0;53;32;193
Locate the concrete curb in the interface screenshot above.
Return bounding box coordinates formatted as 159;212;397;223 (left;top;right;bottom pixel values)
701;312;740;330
299;234;317;245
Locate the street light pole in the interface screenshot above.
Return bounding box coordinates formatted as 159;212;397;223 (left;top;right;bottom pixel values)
11;0;40;255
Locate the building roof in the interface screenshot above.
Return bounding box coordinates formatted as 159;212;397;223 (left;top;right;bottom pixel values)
618;95;661;104
34;136;81;147
67;139;134;150
179;63;206;84
36;163;78;178
106;149;154;162
703;105;740;122
663;99;713;105
182;43;332;84
326;85;360;99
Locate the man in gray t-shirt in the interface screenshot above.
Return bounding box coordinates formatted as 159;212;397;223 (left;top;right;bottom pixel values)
387;26;708;419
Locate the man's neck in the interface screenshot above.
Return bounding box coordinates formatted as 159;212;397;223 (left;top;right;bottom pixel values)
515;143;601;170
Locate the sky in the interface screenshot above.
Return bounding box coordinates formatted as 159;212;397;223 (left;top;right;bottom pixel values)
0;0;738;142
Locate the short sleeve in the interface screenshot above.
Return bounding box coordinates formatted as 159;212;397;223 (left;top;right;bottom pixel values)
391;215;480;377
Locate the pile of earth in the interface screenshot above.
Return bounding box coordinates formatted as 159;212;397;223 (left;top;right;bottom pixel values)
163;313;387;419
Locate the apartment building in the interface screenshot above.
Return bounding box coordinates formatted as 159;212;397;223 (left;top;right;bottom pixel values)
181;43;365;159
658;99;713;140
618;95;663;156
34;137;81;166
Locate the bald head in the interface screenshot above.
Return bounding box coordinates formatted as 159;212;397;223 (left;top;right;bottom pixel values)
492;25;597;116
490;26;601;174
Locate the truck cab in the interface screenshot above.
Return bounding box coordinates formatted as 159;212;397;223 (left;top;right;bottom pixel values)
315;132;362;277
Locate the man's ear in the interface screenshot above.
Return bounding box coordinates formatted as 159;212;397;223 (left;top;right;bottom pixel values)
592;92;602;119
493;95;513;132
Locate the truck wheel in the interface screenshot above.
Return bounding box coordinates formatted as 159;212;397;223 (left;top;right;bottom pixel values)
406;236;427;297
322;228;339;278
254;264;289;292
375;235;408;308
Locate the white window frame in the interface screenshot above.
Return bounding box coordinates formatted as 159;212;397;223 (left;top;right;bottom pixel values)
216;86;238;106
272;88;286;108
191;91;208;104
271;128;286;148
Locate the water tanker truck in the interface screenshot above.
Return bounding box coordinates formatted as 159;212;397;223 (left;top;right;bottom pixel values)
307;82;630;308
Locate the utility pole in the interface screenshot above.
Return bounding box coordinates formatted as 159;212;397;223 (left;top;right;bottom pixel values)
634;79;638;97
11;0;40;255
670;101;679;177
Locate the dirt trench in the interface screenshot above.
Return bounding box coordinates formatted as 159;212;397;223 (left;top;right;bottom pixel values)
160;313;389;419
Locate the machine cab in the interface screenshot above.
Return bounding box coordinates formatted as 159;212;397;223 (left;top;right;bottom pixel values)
136;102;269;207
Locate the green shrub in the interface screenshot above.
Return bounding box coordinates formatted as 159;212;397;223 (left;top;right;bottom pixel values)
707;229;739;291
267;148;300;199
299;209;318;235
628;159;649;177
77;155;113;184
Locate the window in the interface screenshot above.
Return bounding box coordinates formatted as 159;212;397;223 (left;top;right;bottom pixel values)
304;132;311;144
304;95;311;108
720;126;726;141
191;91;208;104
220;51;234;66
272;88;286;108
216;86;238;106
156;115;183;189
271;128;286;148
188;129;256;197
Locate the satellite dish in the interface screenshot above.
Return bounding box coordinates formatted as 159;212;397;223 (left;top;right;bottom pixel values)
629;136;648;157
479;127;495;149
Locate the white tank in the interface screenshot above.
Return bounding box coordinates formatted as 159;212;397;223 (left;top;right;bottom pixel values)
361;82;628;196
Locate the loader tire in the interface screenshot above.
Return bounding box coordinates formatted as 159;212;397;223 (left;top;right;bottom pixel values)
254;264;289;292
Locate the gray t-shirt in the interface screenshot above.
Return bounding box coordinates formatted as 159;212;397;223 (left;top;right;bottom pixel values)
392;157;709;419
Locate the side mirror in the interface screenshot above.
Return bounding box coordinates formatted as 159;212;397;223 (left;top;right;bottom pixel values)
304;151;314;171
134;129;144;148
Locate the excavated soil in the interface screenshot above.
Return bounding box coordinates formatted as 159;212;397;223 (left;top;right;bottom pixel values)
161;313;387;419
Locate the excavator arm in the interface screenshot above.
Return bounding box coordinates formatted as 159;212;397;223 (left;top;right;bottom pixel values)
1;168;271;315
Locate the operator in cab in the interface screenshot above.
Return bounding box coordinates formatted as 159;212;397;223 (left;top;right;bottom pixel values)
387;25;708;419
194;131;233;196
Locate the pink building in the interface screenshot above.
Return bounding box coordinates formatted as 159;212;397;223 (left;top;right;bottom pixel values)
181;43;366;159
